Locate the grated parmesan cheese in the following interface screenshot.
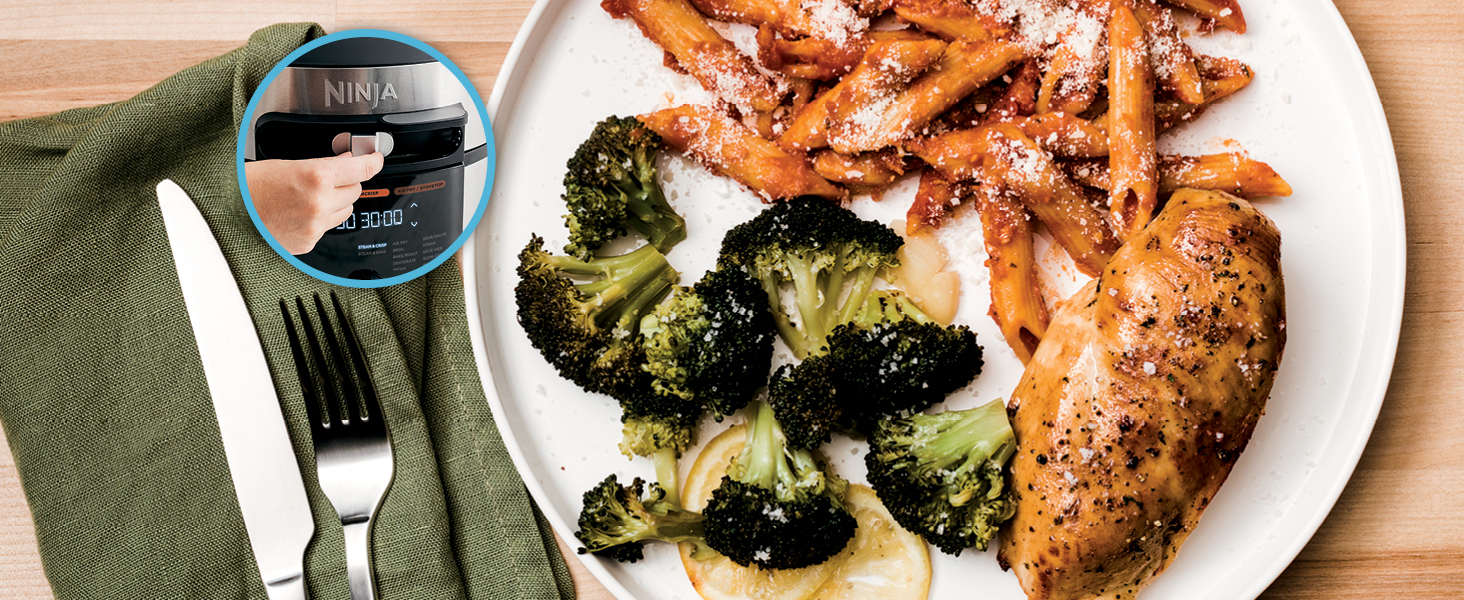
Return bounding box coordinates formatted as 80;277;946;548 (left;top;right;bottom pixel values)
798;0;868;47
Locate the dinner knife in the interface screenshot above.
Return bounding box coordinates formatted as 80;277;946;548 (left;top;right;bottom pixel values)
157;179;315;600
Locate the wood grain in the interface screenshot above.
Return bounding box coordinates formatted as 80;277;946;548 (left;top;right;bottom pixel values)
0;40;241;121
1;1;1462;599
1;1;336;40
0;427;50;600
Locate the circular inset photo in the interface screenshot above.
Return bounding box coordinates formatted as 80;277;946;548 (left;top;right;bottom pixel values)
239;30;493;286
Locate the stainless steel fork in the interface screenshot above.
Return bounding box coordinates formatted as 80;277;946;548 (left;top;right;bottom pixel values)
280;292;395;600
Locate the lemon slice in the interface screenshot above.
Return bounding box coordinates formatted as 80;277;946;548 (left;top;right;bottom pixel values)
679;425;931;600
680;425;838;600
809;485;931;600
679;424;744;515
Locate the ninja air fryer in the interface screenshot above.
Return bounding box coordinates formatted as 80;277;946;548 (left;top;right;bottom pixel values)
245;36;489;280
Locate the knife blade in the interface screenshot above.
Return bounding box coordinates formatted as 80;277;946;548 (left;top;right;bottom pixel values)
157;179;314;600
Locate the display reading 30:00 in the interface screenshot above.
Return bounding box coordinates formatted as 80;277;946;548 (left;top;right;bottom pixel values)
335;209;405;230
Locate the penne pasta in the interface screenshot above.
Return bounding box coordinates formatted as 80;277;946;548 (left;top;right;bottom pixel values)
1018;112;1110;157
974;178;1050;364
906;167;972;235
1107;1;1159;240
909;124;1120;277
1065;152;1292;199
849;0;893;17
1197;54;1254;100
1163;0;1246;33
1134;0;1205;104
984;59;1042;124
640;104;846;200
778;90;838;152
978;126;1120;277
888;0;1008;42
1090;54;1254;135
1158;153;1292;197
758;30;869;81
905;127;991;179
603;0;786;112
780;37;948;152
785;77;819;114
687;0;784;31
689;0;867;42
811;148;910;196
1033;0;1110;115
722;0;875;81
826;39;1024;154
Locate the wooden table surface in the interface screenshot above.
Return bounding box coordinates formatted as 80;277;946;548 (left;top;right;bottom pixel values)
2;1;1460;598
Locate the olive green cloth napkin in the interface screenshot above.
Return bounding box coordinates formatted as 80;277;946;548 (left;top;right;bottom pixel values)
0;23;573;600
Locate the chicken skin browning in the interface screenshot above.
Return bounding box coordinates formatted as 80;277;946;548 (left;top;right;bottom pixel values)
997;189;1286;600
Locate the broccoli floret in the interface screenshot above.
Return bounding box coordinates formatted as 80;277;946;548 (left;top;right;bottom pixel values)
641;268;777;419
515;235;678;399
702;401;856;570
717;197;903;359
829;291;983;427
563;116;687;259
864;400;1017;555
574;474;709;562
618;387;701;505
767;291;984;447
766;358;840;451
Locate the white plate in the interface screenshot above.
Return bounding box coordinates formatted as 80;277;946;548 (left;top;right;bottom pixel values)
464;0;1405;598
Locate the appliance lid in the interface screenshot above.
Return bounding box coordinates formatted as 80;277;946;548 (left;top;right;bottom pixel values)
244;58;488;160
290;37;436;68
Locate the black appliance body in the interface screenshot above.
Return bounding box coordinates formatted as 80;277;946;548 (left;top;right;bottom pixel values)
245;37;489;281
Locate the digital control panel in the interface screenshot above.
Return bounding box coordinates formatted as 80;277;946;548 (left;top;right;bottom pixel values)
299;165;464;279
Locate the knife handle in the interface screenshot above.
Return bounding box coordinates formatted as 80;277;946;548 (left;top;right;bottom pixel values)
344;520;377;600
264;573;307;600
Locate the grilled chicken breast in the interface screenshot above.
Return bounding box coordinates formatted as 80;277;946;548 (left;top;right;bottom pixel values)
997;189;1286;600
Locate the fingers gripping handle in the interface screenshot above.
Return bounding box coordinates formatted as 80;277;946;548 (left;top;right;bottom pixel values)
331;132;395;157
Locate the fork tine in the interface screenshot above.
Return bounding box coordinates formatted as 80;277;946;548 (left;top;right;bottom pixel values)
313;292;365;425
296;296;342;429
281;299;327;436
330;292;384;432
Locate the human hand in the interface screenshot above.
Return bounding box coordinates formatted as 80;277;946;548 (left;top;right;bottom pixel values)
245;152;385;255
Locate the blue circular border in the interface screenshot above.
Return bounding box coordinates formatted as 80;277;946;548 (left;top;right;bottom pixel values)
236;29;496;288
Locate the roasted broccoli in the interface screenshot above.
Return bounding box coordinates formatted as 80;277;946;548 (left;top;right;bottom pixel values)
641;268;777;419
864;399;1017;555
574;474;709;563
617;387;701;505
766;357;840;451
768;291;984;448
514;235;678;399
702;401;856;570
830;291;983;424
717;197;903;359
563;115;686;260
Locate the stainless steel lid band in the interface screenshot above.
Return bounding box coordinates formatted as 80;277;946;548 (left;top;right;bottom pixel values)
245;61;486;159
